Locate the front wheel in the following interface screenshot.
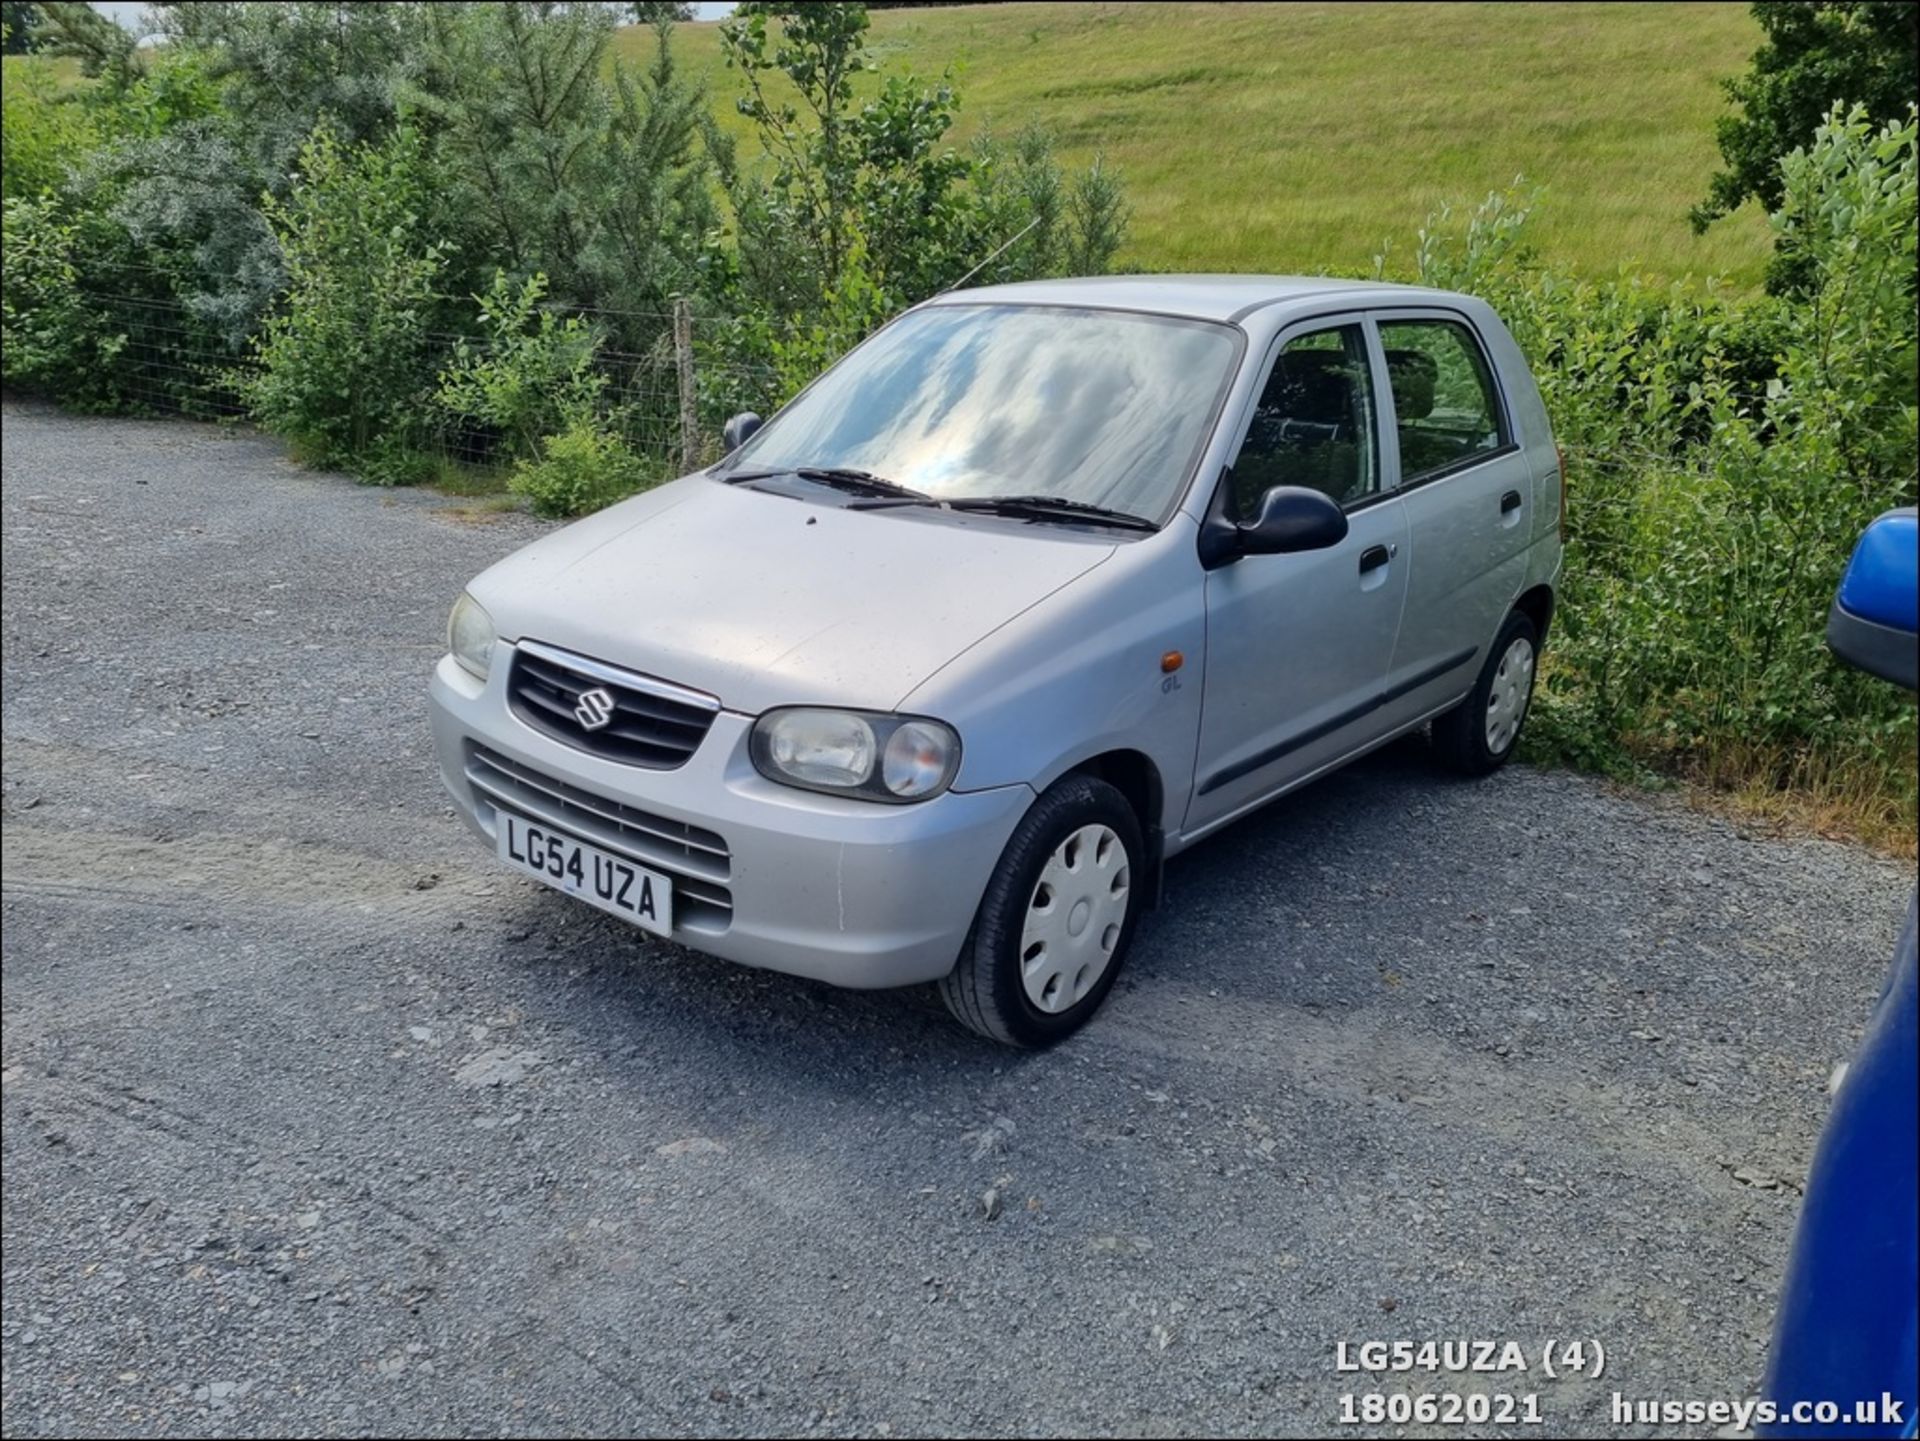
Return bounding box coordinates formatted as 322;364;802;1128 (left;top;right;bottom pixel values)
1432;611;1538;776
938;774;1142;1047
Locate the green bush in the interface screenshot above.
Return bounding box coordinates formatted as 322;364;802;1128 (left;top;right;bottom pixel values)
436;271;607;463
238;124;449;476
355;432;439;489
3;2;1909;839
0;194;127;400
1393;104;1916;818
509;416;657;519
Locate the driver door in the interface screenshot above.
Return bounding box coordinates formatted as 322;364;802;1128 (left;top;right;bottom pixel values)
1185;317;1410;833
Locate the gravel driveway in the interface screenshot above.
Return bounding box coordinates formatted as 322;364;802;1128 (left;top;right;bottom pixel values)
2;400;1911;1438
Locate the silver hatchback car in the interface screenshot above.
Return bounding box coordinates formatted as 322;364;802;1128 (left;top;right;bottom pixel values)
430;277;1563;1045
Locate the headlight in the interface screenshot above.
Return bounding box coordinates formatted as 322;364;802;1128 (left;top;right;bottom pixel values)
448;592;496;680
751;708;960;802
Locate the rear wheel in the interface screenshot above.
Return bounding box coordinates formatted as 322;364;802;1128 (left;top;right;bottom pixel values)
1433;611;1538;776
938;774;1142;1047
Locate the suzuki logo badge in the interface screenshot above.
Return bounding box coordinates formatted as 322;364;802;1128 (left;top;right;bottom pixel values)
574;687;616;731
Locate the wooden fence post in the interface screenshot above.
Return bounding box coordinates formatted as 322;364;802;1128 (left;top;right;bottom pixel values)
674;296;699;474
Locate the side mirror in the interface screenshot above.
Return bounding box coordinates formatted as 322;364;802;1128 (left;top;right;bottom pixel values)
1202;483;1349;566
722;412;763;454
1826;506;1918;691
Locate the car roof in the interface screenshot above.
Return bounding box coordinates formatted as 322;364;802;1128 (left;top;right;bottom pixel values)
922;274;1465;324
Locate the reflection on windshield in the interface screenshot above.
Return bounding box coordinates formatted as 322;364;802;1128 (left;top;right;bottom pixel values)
728;304;1240;522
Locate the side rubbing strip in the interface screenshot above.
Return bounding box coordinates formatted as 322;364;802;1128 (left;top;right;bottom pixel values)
1375;645;1481;707
1195;647;1478;796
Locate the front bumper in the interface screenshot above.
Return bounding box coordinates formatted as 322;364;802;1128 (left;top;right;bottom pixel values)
428;650;1032;988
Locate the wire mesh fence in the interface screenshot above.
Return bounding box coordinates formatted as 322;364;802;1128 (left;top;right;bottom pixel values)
72;287;252;420
64;284;792;478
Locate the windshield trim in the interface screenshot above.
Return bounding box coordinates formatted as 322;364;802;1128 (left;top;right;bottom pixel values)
710;301;1250;532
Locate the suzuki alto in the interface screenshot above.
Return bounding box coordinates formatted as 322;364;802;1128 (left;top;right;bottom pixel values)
429;276;1565;1044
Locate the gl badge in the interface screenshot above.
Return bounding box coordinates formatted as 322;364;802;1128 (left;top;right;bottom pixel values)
574;687;616;731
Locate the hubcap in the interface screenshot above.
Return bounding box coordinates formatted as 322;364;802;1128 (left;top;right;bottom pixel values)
1484;636;1536;755
1020;823;1131;1014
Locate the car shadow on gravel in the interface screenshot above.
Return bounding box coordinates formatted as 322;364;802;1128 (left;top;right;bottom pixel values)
485;731;1464;1083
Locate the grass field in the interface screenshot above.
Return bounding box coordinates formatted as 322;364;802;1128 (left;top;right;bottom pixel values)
621;1;1773;286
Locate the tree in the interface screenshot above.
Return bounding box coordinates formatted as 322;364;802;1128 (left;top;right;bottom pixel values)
721;2;875;296
630;2;693;20
716;1;1128;318
31;1;141;88
80;3;433;344
152;1;430;152
590;20;721;323
3;1;41;52
1693;2;1918;230
409;1;620;300
406;5;716;342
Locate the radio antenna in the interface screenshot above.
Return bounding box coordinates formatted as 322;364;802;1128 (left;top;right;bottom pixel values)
940;216;1042;296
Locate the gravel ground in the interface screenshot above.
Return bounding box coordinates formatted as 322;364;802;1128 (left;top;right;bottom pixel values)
2;400;1911;1439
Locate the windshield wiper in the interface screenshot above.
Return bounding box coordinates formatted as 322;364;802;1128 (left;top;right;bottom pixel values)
717;465;931;501
850;493;1157;533
793;466;931;500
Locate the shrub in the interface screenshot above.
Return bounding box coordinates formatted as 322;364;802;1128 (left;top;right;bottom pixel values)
965;125;1129;284
436;271;606;463
0;194;127;403
1391;105;1916;819
698;5;1133;447
238;124;448;475
356;432;439;489
760;234;894;404
509;415;656;519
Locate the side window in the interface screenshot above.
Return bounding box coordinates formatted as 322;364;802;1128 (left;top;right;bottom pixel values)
1230;324;1378;515
1377;319;1506;481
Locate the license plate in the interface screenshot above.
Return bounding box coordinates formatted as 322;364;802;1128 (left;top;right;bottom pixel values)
497;813;673;937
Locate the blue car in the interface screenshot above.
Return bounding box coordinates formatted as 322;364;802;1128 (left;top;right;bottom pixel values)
1759;507;1918;1439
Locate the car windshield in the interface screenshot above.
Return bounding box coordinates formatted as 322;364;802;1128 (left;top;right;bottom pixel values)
724;303;1242;525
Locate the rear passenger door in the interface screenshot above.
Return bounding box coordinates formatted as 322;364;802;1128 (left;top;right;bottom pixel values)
1371;311;1535;729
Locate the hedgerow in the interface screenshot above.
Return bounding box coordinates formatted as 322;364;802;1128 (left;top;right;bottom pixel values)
0;5;1912;832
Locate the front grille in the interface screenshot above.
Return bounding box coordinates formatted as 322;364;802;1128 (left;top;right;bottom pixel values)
508;640;718;769
465;744;733;933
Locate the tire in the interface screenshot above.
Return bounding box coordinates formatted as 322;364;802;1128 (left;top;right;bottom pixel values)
1432;610;1539;777
938;774;1144;1047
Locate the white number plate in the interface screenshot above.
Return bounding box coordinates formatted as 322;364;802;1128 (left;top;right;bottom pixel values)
497;813;672;937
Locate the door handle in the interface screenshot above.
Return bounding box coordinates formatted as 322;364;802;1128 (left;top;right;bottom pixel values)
1500;489;1523;514
1358;544;1392;574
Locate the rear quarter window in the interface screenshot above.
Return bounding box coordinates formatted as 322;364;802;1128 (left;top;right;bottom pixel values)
1378;318;1509;481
